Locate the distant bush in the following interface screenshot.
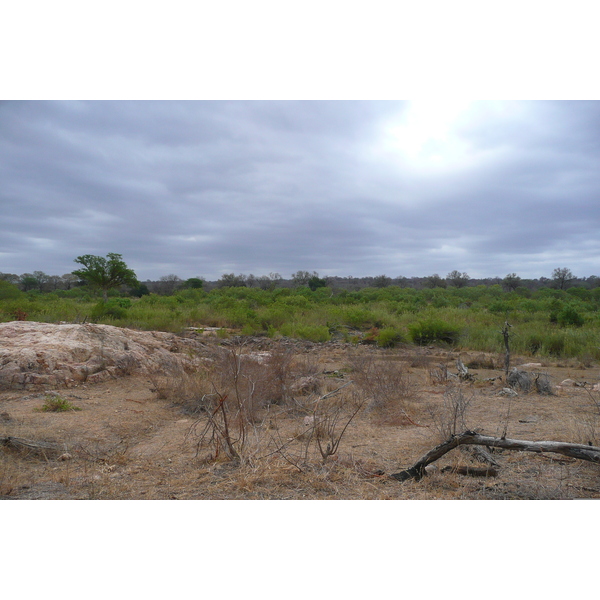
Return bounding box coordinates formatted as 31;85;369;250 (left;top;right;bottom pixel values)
488;300;511;314
0;280;22;300
525;333;544;355
409;319;461;346
544;334;566;356
557;305;585;327
377;327;404;348
91;298;131;320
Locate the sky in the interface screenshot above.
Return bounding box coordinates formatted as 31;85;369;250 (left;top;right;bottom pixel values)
1;99;599;282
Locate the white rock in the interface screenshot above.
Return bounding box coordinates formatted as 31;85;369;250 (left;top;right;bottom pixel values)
0;321;203;387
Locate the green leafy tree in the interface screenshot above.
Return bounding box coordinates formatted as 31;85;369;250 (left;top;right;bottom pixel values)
19;274;39;292
0;279;22;300
72;253;138;301
308;275;327;291
182;277;204;289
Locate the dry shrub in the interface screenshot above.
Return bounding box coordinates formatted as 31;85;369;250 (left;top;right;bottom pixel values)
429;363;450;385
465;353;497;370
408;353;436;369
185;342;318;465
264;345;295;403
148;362;213;415
347;353;420;426
429;385;473;441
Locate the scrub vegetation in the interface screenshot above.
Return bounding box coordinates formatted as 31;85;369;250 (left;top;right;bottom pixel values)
1;276;600;360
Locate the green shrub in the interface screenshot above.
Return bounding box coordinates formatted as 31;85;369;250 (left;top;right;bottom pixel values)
409;318;461;346
91;300;129;320
377;327;404;348
557;305;585;327
525;333;544;355
488;300;511;314
36;394;81;412
0;280;22;300
544;334;566;357
280;323;330;342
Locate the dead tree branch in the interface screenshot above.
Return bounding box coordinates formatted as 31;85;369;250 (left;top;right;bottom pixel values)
1;436;64;458
390;430;600;482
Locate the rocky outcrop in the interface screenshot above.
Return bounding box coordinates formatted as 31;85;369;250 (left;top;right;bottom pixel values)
0;321;204;388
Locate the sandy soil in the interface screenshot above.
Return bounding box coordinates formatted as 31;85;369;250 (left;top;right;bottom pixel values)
2;339;599;500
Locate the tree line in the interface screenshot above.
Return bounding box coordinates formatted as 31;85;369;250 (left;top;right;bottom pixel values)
1;254;597;299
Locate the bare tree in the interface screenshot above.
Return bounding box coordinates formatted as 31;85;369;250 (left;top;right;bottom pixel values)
551;267;574;290
502;273;521;292
447;270;470;288
217;273;247;288
257;273;282;290
156;274;182;295
373;274;392;288
0;273;20;285
291;270;317;287
61;273;79;290
423;274;447;289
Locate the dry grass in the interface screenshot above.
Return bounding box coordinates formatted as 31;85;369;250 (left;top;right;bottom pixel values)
1;339;600;499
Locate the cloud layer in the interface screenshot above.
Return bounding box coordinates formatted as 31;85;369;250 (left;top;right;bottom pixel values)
1;100;598;281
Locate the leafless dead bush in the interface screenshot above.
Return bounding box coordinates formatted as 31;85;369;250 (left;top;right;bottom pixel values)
312;391;364;463
567;412;600;447
429;385;473;440
429;363;450;385
260;381;362;471
407;353;436;369
264;345;295;403
347;353;420;426
465;354;497;370
185;343;290;465
147;362;213;415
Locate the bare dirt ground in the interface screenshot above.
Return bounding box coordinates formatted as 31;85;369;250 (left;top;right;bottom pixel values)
2;336;600;500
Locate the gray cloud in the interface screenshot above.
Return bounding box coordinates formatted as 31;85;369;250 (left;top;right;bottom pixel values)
1;100;599;281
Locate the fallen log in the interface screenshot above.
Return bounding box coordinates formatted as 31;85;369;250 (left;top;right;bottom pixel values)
1;436;64;458
390;430;600;482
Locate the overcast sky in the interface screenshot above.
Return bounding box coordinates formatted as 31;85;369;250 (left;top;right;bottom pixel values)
1;100;599;282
